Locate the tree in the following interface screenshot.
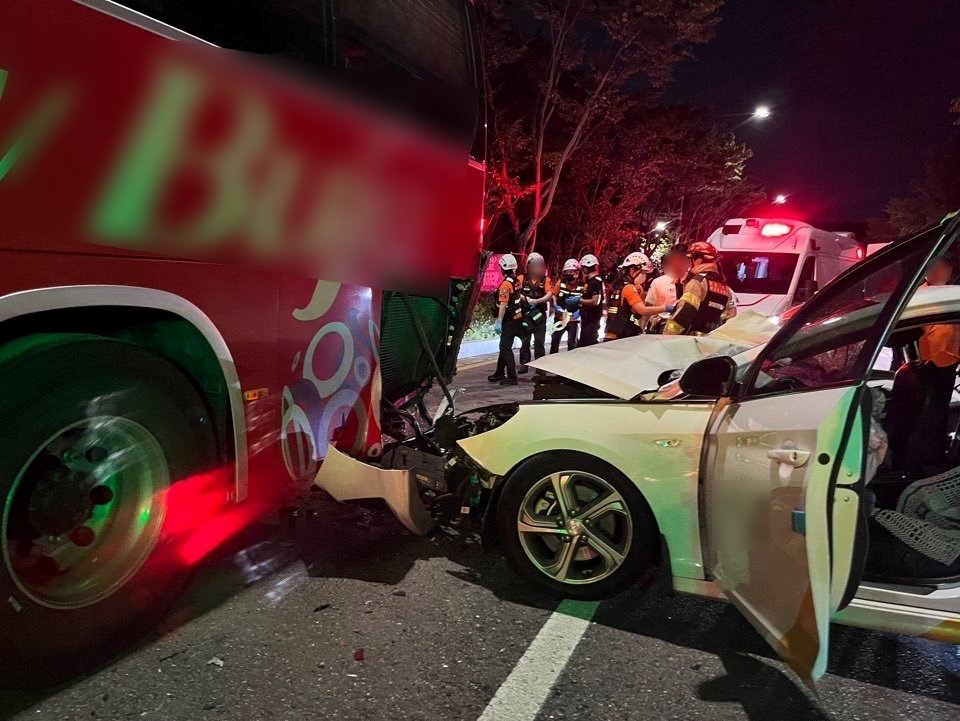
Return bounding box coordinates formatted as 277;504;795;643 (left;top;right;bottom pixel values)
882;135;960;235
873;97;960;237
479;0;722;255
542;106;764;269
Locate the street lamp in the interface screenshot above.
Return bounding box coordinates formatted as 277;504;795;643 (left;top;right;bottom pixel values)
718;104;773;122
773;193;788;205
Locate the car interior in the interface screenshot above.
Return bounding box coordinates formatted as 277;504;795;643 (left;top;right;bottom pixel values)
863;318;960;586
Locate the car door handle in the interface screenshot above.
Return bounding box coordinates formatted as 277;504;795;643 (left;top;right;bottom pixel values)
767;448;810;467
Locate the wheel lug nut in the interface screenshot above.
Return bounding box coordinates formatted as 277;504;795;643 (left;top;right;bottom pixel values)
62;448;81;464
86;446;108;463
70;526;96;547
90;485;114;506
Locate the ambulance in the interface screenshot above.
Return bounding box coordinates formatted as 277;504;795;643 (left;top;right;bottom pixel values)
708;218;863;317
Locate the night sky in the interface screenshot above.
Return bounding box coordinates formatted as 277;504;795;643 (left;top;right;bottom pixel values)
667;0;959;224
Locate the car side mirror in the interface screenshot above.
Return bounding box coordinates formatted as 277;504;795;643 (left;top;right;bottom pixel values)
657;368;681;387
679;356;737;398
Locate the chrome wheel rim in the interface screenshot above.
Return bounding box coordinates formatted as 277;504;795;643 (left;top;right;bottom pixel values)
517;470;632;585
2;417;169;609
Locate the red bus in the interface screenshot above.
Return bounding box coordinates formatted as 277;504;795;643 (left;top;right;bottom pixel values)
0;0;484;678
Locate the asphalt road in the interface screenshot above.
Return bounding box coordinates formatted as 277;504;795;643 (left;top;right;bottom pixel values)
3;354;959;720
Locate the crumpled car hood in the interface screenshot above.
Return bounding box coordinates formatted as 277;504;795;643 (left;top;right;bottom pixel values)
528;311;779;400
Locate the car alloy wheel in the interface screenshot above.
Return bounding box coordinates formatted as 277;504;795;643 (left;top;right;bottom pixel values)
516;470;632;585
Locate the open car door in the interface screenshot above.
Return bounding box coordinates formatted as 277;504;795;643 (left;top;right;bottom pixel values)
704;214;960;687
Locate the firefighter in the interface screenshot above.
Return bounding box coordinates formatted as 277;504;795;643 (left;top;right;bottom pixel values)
663;241;736;335
488;254;523;385
577;254;604;347
604;252;669;341
549;258;584;353
517;252;551;373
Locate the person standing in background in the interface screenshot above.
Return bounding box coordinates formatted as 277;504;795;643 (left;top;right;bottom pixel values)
577;254;603;346
517;252;551;373
488;254;523;386
550;258;584;353
645;246;690;334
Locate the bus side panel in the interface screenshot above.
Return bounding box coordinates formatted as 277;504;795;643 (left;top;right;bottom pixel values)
0;0;476;298
277;277;383;483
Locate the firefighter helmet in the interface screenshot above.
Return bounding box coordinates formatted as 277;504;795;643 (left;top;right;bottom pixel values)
579;254;599;269
499;254;518;271
685;241;718;262
527;251;545;266
619;252;653;273
562;258;580;272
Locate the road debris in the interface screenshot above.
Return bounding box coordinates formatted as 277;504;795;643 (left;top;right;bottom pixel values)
206;657;224;669
354;648;365;662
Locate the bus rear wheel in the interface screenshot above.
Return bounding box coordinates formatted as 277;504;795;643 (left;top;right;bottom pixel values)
0;337;221;685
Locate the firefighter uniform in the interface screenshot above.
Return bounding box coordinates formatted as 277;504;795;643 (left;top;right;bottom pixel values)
492;273;523;381
604;281;646;340
518;273;550;368
664;265;734;335
578;275;604;346
550;278;584;352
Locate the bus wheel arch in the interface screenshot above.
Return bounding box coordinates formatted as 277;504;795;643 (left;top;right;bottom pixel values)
0;286;247;500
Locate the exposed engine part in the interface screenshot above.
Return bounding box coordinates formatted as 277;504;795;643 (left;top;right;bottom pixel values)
456;403;520;436
381;404;442;455
381;445;448;494
314;401;518;535
433;414;473;450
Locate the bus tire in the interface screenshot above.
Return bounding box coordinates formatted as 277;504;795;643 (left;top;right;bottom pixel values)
0;338;221;686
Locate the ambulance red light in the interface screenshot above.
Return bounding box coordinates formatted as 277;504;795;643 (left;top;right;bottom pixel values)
761;223;792;237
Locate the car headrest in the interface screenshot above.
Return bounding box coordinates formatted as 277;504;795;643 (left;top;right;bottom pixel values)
885;327;923;348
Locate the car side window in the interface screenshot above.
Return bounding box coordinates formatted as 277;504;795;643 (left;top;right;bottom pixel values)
745;226;944;397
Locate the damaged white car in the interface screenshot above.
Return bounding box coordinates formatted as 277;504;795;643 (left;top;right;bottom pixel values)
319;214;960;686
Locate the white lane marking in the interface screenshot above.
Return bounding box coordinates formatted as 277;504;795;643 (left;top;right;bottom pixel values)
477;599;599;721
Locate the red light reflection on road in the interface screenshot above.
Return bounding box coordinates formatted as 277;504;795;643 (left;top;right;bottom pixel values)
160;466;279;567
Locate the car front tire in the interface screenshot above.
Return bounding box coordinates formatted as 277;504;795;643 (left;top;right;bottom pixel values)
496;452;658;600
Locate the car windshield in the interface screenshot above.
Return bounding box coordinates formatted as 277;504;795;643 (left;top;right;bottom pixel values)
746;224;945;394
716;251;799;295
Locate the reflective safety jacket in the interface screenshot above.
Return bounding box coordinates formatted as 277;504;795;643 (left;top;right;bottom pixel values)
604;281;644;339
496;275;523;321
553;279;584;320
664;267;733;335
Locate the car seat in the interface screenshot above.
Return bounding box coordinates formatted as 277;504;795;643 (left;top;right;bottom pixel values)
866;466;960;584
884;360;943;472
871;328;944;507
